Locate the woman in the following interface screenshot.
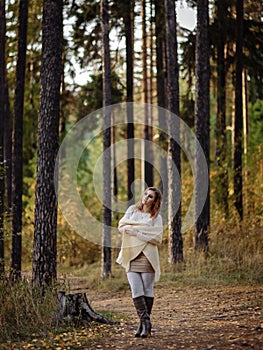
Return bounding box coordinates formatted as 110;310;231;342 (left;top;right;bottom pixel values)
116;187;163;338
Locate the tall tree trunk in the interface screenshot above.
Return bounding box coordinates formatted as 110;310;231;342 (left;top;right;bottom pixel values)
32;0;63;289
234;0;244;220
101;0;112;279
165;0;183;263
149;0;154;106
10;0;28;282
154;0;168;210
194;0;210;251
142;0;153;187
0;0;6;274
149;0;154;181
215;0;228;218
112;115;118;204
154;0;165;110
124;0;135;203
4;68;12;213
242;68;249;213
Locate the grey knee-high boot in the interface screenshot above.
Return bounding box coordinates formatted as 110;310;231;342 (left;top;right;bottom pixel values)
133;296;151;338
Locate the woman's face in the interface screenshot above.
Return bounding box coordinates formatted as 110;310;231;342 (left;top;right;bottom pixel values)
142;189;156;207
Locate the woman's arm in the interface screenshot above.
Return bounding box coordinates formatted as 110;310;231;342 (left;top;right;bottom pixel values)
118;206;135;234
135;231;162;245
134;215;163;245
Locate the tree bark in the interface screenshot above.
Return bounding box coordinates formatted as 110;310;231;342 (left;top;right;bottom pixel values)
32;0;63;288
215;0;228;218
194;0;210;251
101;0;112;279
154;0;168;212
52;291;117;326
10;0;28;282
149;0;154;106
165;0;183;263
142;0;153;188
124;0;135;203
0;0;6;274
4;68;12;213
234;0;244;220
242;68;249;213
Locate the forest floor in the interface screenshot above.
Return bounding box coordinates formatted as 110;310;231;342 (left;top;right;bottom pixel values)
2;279;262;350
72;281;263;350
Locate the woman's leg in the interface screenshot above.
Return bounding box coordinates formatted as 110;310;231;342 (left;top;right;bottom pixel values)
127;272;151;338
141;272;155;335
126;272;144;298
141;272;155;297
126;272;155;298
141;272;155;312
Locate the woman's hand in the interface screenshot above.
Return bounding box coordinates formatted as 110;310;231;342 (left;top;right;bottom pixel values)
125;226;138;236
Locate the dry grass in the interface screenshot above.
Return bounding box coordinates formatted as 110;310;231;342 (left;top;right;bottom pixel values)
160;218;263;286
0;279;56;342
63;217;263;293
0;216;262;344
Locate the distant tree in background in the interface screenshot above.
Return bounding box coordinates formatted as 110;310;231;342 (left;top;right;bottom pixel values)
0;0;262;272
0;0;5;274
154;0;168;204
10;0;28;282
101;0;112;279
214;0;228;218
3;1;11;214
32;0;63;288
234;0;244;220
142;0;154;188
194;0;210;251
123;0;135;203
3;72;11;214
165;0;183;263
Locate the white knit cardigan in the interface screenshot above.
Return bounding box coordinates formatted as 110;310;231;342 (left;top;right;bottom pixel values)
116;205;163;281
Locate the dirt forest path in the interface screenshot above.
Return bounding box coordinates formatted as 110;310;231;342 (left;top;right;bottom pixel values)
75;283;263;350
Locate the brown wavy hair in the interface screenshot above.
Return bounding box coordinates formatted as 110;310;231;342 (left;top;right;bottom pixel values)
135;187;162;219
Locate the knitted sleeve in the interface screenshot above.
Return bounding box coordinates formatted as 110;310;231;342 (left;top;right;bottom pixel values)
136;214;163;245
118;205;136;234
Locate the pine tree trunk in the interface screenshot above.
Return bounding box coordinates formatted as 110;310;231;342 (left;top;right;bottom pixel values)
142;0;153;188
124;0;135;202
4;69;12;213
148;0;154;184
101;0;112;278
32;0;63;288
149;0;154;106
10;0;28;282
127;103;135;202
194;0;210;251
165;0;183;263
154;0;168;212
215;0;228;218
0;0;6;274
154;0;165;110
234;0;244;220
242;69;249;213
